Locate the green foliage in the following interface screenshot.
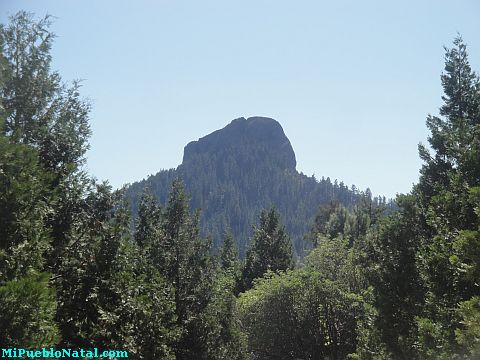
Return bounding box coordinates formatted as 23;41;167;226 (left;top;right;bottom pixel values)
0;272;60;347
161;179;240;359
241;208;294;291
1;13;181;357
204;270;248;360
351;296;390;360
135;189;163;249
221;230;239;271
365;195;425;359
415;317;452;360
238;268;363;360
306;235;366;295
0;11;247;359
455;296;480;359
0;133;52;280
358;36;480;359
238;211;374;359
53;184;180;359
308;192;388;247
0;11;91;174
98;240;179;360
0;15;60;349
411;36;480;357
220;230;243;295
134;180;247;359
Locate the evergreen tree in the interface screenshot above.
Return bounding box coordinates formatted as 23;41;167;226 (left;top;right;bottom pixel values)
361;36;480;359
0;273;60;347
0;11;93;282
158;179;217;359
1;11;91;172
1;13;179;357
134;189;163;248
366;195;425;359
413;36;480;357
0;19;59;347
242;208;294;291
221;230;239;272
0;129;52;281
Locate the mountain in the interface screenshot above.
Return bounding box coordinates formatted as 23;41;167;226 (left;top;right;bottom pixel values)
183;116;296;172
126;116;372;257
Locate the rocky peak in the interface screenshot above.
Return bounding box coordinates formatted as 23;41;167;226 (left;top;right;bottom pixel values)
182;116;296;170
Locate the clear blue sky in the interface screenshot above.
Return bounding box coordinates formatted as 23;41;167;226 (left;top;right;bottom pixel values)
1;1;479;198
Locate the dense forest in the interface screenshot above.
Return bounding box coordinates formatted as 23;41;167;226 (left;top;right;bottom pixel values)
1;11;480;360
126;115;387;258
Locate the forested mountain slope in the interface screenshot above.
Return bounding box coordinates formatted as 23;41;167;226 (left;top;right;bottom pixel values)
127;116;378;256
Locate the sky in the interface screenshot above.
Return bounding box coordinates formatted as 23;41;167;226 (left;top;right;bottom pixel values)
1;1;479;198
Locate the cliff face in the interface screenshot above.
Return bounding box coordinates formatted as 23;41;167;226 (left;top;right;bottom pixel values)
183;116;296;171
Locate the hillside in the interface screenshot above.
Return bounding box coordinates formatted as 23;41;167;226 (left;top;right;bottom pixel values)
127;116;373;256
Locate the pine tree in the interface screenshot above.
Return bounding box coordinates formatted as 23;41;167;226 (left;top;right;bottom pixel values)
0;21;59;346
158;179;217;359
0;273;60;347
413;36;480;357
221;230;239;272
242;208;294;291
1;11;91;173
418;36;480;203
366;195;424;359
359;36;480;359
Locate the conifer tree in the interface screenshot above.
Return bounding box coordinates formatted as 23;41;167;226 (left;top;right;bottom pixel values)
159;179;217;359
413;36;480;357
221;230;239;271
0;19;60;346
364;36;480;359
242;208;294;291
